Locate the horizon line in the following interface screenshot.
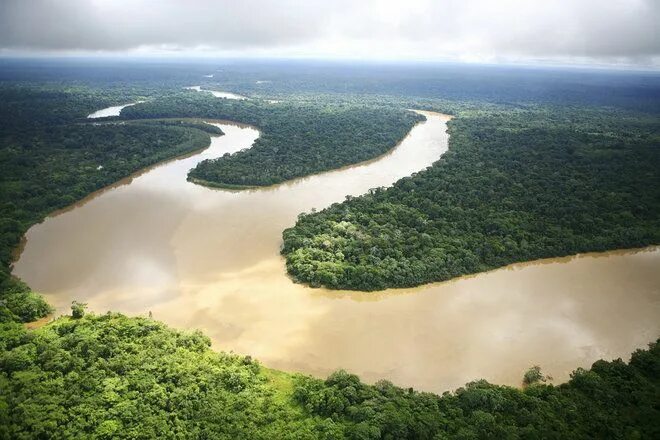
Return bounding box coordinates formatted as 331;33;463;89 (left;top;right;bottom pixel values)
1;53;659;74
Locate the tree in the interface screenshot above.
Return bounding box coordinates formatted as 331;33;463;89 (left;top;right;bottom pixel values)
522;365;551;387
71;300;87;319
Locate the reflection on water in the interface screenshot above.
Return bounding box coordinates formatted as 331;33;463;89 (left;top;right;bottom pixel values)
13;111;660;393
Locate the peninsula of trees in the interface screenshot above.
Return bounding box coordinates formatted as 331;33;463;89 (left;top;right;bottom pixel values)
282;106;660;290
122;91;424;188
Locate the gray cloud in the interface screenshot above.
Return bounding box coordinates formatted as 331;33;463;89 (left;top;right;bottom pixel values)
0;0;339;51
1;0;659;65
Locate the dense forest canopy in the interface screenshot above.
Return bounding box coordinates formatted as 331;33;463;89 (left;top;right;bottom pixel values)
0;59;658;438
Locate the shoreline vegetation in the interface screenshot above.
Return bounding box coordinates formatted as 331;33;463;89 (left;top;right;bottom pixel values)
121;91;425;188
288;244;659;301
0;87;221;323
1;61;659;437
282;106;660;291
0;87;426;323
186;176;260;190
2;86;658;320
2;311;659;438
187;111;445;192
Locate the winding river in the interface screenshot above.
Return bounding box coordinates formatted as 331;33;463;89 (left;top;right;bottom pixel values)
13;109;660;393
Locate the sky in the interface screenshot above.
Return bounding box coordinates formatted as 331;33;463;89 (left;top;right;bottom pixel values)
1;0;659;68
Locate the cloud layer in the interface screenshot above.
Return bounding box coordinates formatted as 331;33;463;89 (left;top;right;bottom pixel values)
1;0;659;66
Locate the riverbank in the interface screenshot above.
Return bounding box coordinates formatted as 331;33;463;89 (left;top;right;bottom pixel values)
282;105;660;291
6;312;657;438
13;109;659;392
186;111;444;192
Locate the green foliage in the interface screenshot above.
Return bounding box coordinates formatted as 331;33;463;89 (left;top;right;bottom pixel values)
136;118;224;135
523;366;547;386
282;106;660;290
70;301;87;319
3;316;657;439
1;65;659;438
122;91;424;187
0;84;140;130
0;281;52;323
292;341;660;439
0;314;336;439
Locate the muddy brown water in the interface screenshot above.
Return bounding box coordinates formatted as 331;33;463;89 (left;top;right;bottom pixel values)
13;110;660;392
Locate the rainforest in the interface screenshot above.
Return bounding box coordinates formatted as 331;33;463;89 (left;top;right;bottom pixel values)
0;55;659;439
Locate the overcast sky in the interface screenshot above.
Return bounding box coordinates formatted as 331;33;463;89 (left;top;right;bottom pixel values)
1;0;659;67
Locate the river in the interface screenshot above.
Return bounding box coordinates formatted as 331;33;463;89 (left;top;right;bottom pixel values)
87;101;144;118
12;109;660;393
183;86;248;100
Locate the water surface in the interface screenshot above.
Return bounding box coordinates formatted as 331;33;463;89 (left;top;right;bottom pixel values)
13;112;660;392
87;101;143;118
184;86;247;100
